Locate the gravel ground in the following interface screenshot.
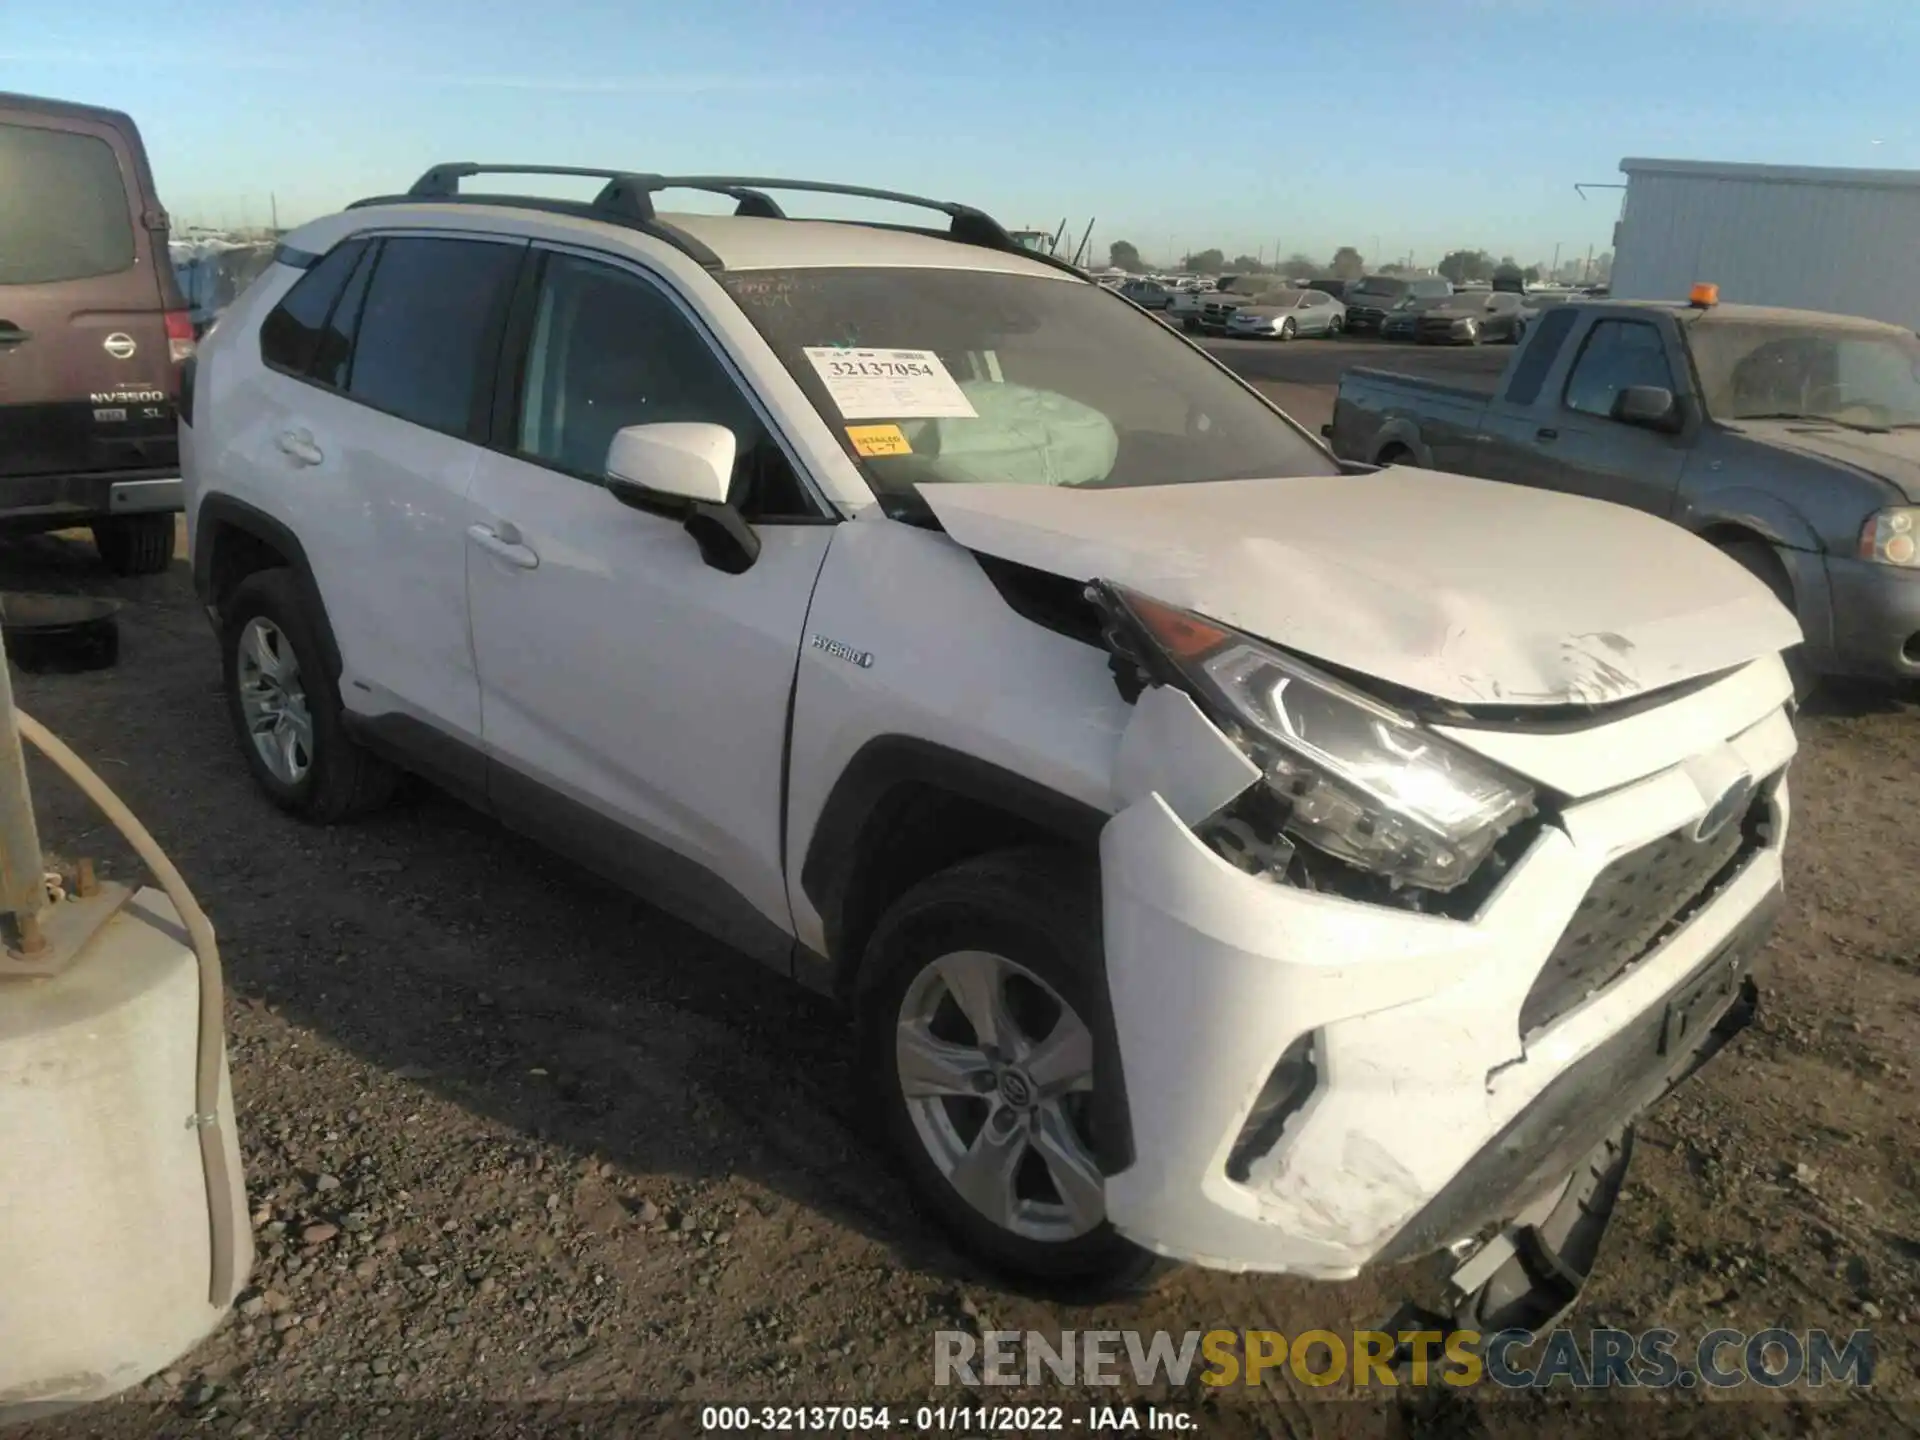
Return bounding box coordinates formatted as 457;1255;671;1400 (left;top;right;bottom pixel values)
5;518;1917;1438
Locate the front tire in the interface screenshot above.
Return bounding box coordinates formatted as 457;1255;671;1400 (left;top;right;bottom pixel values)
92;513;176;575
221;569;397;821
1278;318;1297;342
863;849;1163;1296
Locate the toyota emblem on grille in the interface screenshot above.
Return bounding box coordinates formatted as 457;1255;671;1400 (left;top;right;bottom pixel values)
102;333;137;360
1691;773;1756;843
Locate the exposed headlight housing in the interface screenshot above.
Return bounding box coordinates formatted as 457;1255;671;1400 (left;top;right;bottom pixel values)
1860;507;1920;567
1092;585;1535;892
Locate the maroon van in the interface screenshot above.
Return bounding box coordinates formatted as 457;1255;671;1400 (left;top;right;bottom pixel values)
0;91;194;574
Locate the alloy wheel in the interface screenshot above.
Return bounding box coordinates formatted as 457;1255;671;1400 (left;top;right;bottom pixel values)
895;949;1103;1243
236;616;314;785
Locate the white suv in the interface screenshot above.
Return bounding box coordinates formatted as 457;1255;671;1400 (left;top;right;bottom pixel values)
181;166;1802;1311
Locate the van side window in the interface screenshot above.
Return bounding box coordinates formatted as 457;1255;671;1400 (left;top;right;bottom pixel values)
259;240;367;377
347;237;524;440
513;253;813;518
1503;307;1578;407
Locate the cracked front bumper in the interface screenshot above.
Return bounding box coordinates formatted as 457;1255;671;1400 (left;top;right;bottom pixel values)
1094;668;1796;1277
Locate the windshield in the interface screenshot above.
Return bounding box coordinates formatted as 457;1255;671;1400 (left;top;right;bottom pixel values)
722;266;1337;502
1350;276;1408;298
1690;320;1920;428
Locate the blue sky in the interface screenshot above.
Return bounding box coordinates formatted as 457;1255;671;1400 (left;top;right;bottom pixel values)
4;0;1913;271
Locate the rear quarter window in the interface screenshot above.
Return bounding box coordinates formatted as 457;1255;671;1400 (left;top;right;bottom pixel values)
258;240;369;377
0;122;136;285
1504;307;1579;406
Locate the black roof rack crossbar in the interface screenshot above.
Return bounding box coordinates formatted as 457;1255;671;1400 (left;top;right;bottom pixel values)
343;188;726;270
357;163;1066;272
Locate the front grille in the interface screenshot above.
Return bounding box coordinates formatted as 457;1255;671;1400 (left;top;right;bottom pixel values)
1349;306;1385;324
1519;787;1773;1036
1376;889;1775;1266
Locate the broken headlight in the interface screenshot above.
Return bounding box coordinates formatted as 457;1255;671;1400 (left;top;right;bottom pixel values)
1094;584;1535;891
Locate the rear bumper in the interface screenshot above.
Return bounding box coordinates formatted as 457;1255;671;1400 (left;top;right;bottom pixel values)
1822;555;1920;681
0;467;183;528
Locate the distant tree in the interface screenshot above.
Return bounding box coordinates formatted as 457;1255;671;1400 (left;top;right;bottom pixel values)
1490;261;1526;291
1437;249;1494;284
1230;254;1267;273
1183;247;1226;274
1108;240;1144;273
1378;262;1413;276
1330;246;1366;280
1522;264;1542;284
1277;252;1320;281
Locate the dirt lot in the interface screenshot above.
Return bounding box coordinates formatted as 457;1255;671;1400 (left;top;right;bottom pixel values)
7;409;1918;1435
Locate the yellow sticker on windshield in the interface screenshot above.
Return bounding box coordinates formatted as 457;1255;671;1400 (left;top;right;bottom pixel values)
847;424;912;457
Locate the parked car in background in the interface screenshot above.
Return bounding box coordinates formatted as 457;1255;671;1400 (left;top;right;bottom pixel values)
1415;290;1528;345
1345;274;1453;336
1196;276;1273;333
1328;292;1920;693
1119;278;1174;310
0;90;195;574
1225;289;1346;340
1306;277;1355;301
1168;286;1206;329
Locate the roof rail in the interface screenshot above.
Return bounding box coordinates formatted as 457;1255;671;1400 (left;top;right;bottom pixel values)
347;164;1078;274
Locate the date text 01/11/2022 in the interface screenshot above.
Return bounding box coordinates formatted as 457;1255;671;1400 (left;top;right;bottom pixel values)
697;1402;1197;1431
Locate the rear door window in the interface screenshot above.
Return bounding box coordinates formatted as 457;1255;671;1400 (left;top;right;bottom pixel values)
346;236;524;439
1564;319;1674;418
258;240;368;377
0;122;135;285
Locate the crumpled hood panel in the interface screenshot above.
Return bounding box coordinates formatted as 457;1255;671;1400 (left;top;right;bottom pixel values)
922;469;1802;706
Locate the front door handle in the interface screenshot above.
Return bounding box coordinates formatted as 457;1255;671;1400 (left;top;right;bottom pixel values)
1535;427;1559;442
466;523;539;570
276;428;324;466
0;323;31;347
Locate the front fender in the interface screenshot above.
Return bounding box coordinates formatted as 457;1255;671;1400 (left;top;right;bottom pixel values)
1680;484;1823;553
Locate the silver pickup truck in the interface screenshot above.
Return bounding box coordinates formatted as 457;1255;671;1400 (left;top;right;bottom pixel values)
1327;295;1920;694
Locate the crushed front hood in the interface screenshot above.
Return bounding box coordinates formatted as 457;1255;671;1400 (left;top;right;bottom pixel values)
923;470;1802;706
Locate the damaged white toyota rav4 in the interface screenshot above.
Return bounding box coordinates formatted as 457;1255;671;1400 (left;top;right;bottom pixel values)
181;166;1803;1316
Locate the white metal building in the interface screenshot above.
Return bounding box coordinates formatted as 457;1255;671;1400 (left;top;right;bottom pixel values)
1611;156;1920;329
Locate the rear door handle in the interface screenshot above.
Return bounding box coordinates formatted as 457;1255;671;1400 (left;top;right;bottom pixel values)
276;429;324;466
0;324;31;347
467;523;539;570
1535;427;1559;442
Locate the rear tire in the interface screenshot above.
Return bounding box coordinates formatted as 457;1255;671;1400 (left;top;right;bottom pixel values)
862;848;1166;1297
1279;318;1297;342
221;568;398;822
1718;539;1816;701
92;513;176;576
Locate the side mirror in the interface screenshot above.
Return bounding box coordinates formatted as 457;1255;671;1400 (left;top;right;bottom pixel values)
1612;384;1681;432
605;422;735;508
603;421;761;574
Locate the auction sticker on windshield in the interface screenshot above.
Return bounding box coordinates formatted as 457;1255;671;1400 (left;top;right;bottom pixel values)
803;347;978;420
